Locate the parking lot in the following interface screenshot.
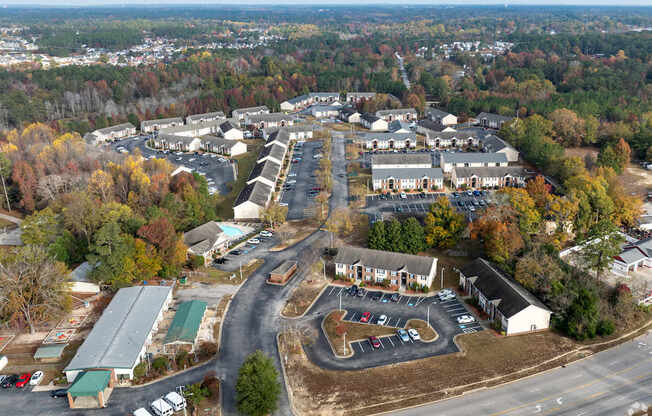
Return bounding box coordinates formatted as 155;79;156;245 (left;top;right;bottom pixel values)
365;191;494;222
302;285;483;369
281;140;323;220
107;136;235;195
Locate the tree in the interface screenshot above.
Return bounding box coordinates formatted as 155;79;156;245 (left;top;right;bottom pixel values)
0;154;11;211
368;220;387;251
260;203;288;229
577;220;624;280
0;245;71;333
500;188;541;235
525;175;550;210
471;206;524;264
401;217;425;254
385;218;404;253
236;350;281;416
87;221;138;288
598;138;631;174
184;382;210;413
423;198;465;249
87;169;114;202
564;288;599;341
549;108;584;147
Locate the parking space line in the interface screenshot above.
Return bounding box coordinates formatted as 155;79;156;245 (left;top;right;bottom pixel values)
378;337;385;349
328;287;335;296
451;311;470;316
397;295;404;303
384;316;392;326
359;342;365;353
338;287;344;296
350;313;357;321
386;336;395;347
395;318;402;327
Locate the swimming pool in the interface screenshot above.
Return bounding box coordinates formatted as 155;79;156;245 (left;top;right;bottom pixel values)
219;223;246;238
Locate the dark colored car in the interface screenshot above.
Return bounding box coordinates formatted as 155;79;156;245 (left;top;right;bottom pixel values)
369;336;381;349
348;285;358;296
372;292;382;301
390;293;399;302
230;249;242;256
51;389;68;398
357;288;366;297
1;374;18;388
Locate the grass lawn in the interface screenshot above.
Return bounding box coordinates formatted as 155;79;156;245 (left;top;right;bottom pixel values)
323;310;398;356
188;259;264;285
279;329;579;415
405;319;437;341
215;139;264;218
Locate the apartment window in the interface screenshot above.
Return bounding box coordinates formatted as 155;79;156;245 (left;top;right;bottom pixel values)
391;271;397;277
391;279;398;285
366;276;372;281
495;163;500;167
350;265;354;270
365;267;372;273
464;163;470;167
377;276;384;282
484;163;489;167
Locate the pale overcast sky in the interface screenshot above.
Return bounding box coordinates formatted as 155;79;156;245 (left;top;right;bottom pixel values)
2;1;651;6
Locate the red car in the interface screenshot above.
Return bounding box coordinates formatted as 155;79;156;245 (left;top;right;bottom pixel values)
360;312;371;323
15;373;31;388
369;336;381;349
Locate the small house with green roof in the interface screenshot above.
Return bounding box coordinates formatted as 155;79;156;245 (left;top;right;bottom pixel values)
67;369;115;409
163;300;208;354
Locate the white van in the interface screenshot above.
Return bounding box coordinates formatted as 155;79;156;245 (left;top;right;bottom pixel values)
164;391;187;411
150;398;173;416
133;408;154;416
0;356;7;371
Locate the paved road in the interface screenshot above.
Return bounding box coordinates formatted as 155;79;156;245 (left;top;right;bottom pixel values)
390;330;652;416
0;212;22;245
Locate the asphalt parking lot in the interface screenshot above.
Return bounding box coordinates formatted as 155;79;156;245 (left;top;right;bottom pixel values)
302;285;483;369
107;136;235;195
282;140;323;220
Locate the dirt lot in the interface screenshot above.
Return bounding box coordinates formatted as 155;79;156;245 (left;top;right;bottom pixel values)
271;219;320;251
405;319;437;342
323;311;400;356
282;278;328;318
188;259;264;285
279;329;580;415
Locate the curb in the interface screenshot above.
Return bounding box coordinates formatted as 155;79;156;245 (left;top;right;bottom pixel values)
129;358;217;389
405;319;439;343
276;333;299;416
281;282;330;320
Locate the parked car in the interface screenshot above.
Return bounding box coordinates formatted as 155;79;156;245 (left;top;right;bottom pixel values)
288;173;297;177
247;238;260;245
230;249;242;256
466;190;473;196
260;230;273;237
1;374;17;388
372;292;383;301
437;289;453;297
369;336;381;349
348;284;358;296
407;328;421;341
279;202;289;207
357;288;366;297
452;192;459;198
287;180;297;185
377;314;388;325
390;293;399;302
29;371;43;386
473;190;481;196
400;192;407;199
15;373;31;388
456;315;476;324
397;329;410;342
360;312;371;323
50;388;68;398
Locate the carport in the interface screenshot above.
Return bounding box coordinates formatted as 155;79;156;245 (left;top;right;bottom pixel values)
67;370;115;409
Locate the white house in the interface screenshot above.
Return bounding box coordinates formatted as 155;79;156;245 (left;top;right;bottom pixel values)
346;92;376;103
200;136;247;156
257;143;287;166
426;108;457;126
247;159;281;188
86;123;136;144
459;258;551;336
232;106;270;121
372;168;443;192
280;95;310;112
140;117;183;133
480;134;520;162
68;262;100;294
311;105;341;119
439;152;509;173
152;134;202;152
186;111;225;125
64;286;173;382
360;113;388;131
425;131;480;148
612;237;652;276
219;120;244;140
184;221;229;264
159;119;223;138
376;108;417;122
340;107;361;123
359;132;417;150
371;153;432;169
475;112;513;129
263;125;313;142
233;181;273;220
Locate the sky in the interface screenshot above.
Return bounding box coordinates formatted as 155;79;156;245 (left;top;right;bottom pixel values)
1;1;651;6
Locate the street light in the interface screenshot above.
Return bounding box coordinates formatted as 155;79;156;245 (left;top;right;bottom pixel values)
427;305;430;328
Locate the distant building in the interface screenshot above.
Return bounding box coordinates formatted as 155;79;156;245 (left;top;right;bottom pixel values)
152;134;201;152
451;166;527;189
232;106;270;121
159;119;222;137
268;260;298;285
612;237;652;276
200;136;247;156
186;111;225;125
371;153;432;169
375;108;417;122
426;108;457;126
334;246;438;291
388;120;412;133
257;143;287;166
459;258;551;335
246;159;281;188
263;125;313;141
440;152;509;174
85;123;136;144
140;117;183;133
163;300;208;354
311;104;341;119
360;113;388;131
340;107;361;124
245;113;294;129
346;92;376;103
371;153;442;192
359;132;417;150
219;120;243;140
69;262;100;294
475;112;513;129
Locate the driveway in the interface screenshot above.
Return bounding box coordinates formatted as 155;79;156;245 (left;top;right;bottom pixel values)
176;283;239;304
282;141;323;220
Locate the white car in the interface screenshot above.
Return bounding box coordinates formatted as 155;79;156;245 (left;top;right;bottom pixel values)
247;238;260;245
400;192;407;199
260;230;273;237
287;180;297;184
218;158;226;163
408;328;420;341
439;293;456;301
188;158;196;162
456;315;475;324
377;315;388;325
29;371;44;386
437;289;453;297
288;173;297;177
279;202;289;207
313;154;323;159
210;154;217;158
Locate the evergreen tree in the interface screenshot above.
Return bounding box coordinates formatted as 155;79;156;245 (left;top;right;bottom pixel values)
367;221;387;250
385;219;404;253
236;350;281;416
401;217;425;254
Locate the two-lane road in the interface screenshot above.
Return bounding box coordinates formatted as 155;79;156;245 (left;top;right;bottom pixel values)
391;330;652;416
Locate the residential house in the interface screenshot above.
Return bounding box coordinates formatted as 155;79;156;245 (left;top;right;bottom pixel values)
376;108;417;122
246;159;281;188
359;132;417;150
245;113;294;129
309;92;340;103
219;120;244;140
333;246;438;291
459;258;552;335
200;135;247;156
346;92;376;103
264;129;291;149
440;152;509;174
140;117;183;133
480;134;520;162
280;94;311;112
340;107;361;123
451;166;527;189
232;105;270;121
183;221;229;263
371;153;432;169
263;125;313;141
612;237;652;276
64;286;173;382
69;262;100;294
233;181;273;220
475;112;513;129
311;104;341;119
371;153;442;192
186;111;225;125
360;113;388;131
426;108;457;126
159;119;222;137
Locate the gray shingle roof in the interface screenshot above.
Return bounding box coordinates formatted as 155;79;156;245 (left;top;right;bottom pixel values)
234;181;273;208
65;286;172;371
441;152;508;165
232;105;269;117
309;92;340;98
372;167;443;181
388;120;412;132
476;112;513;123
157;133;198;146
248;159;281;183
184;221;224;255
376;108;416;116
141;117;183;127
453;166;526;179
426;131;477;141
361;113;382;123
359;132;417;142
201;135;239;150
481;134;512;152
247;113;293;123
461;258;550;319
347;92;376;99
220;120;238;133
95;123;135;135
427;108;453;119
371;153;432;167
265;129;290;147
187;111;225;123
340;107;360;117
333;246;436;276
286;94;309;105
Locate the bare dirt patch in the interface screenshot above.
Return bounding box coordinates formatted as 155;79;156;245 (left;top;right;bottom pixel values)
405;319;437;342
282;278;328;318
271;219;319;251
280;330;578;415
323;311;399;356
621;166;652;198
187;259;264;285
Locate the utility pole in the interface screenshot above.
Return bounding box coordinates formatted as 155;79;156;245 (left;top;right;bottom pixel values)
343;332;347;355
240;261;243;281
339;291;342;312
440;266;445;289
427;305;430;328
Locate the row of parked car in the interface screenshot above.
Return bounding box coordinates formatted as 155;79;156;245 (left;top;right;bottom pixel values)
135;389;187;416
0;371;44;389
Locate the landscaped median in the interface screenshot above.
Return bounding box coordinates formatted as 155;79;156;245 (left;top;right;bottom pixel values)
322;310;399;357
